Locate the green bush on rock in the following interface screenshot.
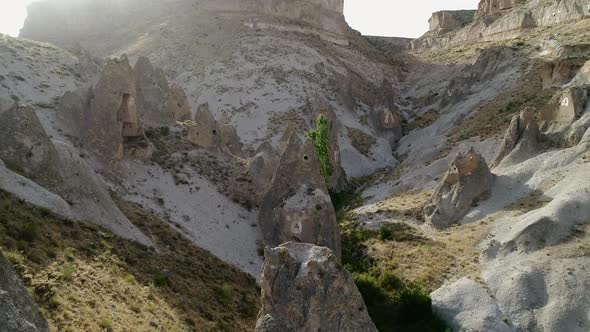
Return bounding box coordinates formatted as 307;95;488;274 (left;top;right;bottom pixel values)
308;114;331;182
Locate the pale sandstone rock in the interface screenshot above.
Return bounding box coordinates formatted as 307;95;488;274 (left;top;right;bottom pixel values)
258;133;341;258
492;110;539;168
255;243;377;332
429;10;476;34
476;0;524;19
0;104;61;186
541;58;588;89
0;253;49;332
135;56;191;126
248;142;280;195
432;278;513;332
185;103;221;151
424;148;494;229
539;87;588;128
58;56;154;161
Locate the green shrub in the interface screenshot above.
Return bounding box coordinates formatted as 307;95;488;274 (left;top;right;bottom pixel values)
307;114;331;182
153;272;171;287
379;225;393;241
18;223;38;242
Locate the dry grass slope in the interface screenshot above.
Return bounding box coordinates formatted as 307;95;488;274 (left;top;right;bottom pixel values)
0;190;259;332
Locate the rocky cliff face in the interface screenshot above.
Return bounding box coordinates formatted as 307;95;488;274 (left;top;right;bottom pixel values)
0;253;49;332
256;243;377;332
412;0;590;51
21;0;349;54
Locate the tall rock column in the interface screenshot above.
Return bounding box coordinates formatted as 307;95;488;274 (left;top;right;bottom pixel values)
255;243;377;332
258;133;341;259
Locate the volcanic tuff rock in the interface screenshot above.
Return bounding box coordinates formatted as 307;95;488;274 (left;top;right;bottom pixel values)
184;102;243;155
21;0;350;54
255;243;377;332
58;55;155;161
428;10;476;34
412;0;590;51
475;0;524;19
0;105;61;186
258;133;341;259
423;148;494;229
0;104;151;247
134;56;191;126
492;110;539;168
0;253;49;332
432;277;513;332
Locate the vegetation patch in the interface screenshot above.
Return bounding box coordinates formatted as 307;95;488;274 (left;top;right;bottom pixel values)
308;114;331;182
0;190;259;332
335;187;450;332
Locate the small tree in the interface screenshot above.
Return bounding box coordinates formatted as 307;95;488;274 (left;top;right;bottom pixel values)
307;114;331;182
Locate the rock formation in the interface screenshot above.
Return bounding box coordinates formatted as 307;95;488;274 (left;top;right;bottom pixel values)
432;277;513;332
0;104;61;186
21;0;350;54
255;243;377;332
0;253;49;332
423;148;494;229
248;142;280;194
475;0;524;19
492;110;539;168
0;105;152;247
541;58;588;89
539;87;589;131
412;0;590;52
58;56;154;161
429;10;476;34
258;133;341;258
183;103;244;156
134;56;191;126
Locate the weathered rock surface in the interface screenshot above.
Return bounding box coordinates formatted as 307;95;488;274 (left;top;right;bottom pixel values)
185;104;221;150
0;253;49;332
258;133;341;258
135;56;191;126
0;104;152;247
412;0;590;51
541;58;588;89
58;56;154;161
432;277;513;332
492;110;539;168
476;0;524;19
429;10;476;34
540;88;588;125
255;243;377;332
0;105;61;185
0;158;75;220
248;142;280;194
423;148;494;229
21;0;350;54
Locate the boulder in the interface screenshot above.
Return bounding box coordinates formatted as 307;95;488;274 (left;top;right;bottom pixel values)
492;110;539;168
0;104;61;186
0;253;49;332
432;277;513;332
255;243;377;332
423;148;494;229
135;57;191;126
258;133;341;258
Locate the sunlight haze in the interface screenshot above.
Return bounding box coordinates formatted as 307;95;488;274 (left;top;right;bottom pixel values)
0;0;479;38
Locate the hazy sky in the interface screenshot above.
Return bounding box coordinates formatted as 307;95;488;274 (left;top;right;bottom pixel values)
0;0;479;39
